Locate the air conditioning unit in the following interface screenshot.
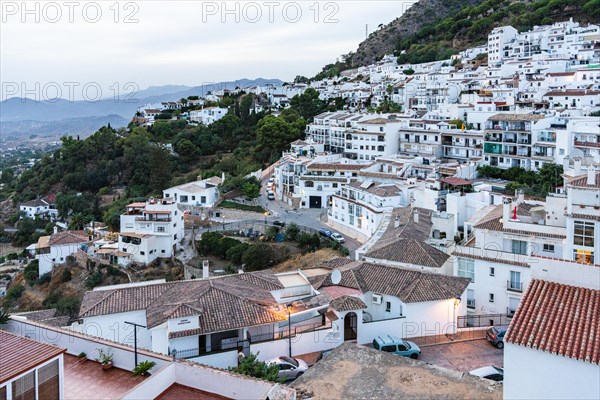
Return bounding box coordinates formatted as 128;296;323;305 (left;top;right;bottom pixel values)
372;294;383;304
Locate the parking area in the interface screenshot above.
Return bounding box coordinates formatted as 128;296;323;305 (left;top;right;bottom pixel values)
419;339;504;373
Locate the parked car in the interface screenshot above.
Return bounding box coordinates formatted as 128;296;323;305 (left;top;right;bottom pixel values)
267;177;274;185
372;335;421;359
470;366;504;381
330;232;345;243
267;191;275;200
268;356;308;380
273;220;285;227
486;325;508;349
319;228;332;237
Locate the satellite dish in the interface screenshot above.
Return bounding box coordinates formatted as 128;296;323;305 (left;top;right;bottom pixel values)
331;269;342;285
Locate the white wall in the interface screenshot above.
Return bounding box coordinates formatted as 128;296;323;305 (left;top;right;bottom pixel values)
5;318;170;373
504;343;600;400
251;327;342;363
77;310;152;350
189;350;238;369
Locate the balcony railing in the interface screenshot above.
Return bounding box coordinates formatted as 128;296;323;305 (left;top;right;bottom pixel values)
507;280;524;292
574;140;600;148
135;217;171;222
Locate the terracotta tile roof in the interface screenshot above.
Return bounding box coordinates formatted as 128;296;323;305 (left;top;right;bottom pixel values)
80;272;288;334
439;177;472;186
365;239;449;268
505;279;600;364
348;181;401;197
452;252;530;268
49;230;88;246
369;207;433;251
0;331;66;384
474;213;567;239
568;173;600;189
566;213;600;222
315;262;469;303
307;163;367;171
329;296;367;312
488;113;545;122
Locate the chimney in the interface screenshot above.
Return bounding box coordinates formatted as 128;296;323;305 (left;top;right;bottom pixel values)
202;260;210;279
53;226;58;235
517;189;525;204
413;210;419;224
394;216;400;228
502;198;512;224
574;158;581;176
587;167;596;186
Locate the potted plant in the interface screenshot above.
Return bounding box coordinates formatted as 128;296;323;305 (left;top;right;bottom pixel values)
95;348;114;370
132;360;156;377
77;352;87;361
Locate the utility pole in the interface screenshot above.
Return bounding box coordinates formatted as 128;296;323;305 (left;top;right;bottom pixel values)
124;321;147;367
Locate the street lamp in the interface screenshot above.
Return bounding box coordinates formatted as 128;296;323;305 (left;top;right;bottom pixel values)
264;211;268;225
124;321;147;367
286;303;293;357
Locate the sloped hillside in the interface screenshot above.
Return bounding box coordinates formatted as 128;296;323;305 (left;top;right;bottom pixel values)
348;0;599;67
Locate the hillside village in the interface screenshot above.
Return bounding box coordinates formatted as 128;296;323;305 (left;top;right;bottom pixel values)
1;17;600;400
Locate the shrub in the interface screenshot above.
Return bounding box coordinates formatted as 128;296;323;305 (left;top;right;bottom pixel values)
132;360;156;376
228;352;282;383
61;269;73;282
85;271;104;289
5;284;25;302
35;272;52;286
23;260;39;284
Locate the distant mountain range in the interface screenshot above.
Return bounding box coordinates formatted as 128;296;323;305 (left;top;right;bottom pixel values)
0;78;282;137
0;115;130;139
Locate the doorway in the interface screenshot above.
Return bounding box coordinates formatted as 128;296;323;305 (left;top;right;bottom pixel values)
344;312;357;341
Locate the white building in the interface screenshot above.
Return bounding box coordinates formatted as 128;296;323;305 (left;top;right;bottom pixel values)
117;199;184;266
504;279;599;400
76;264;469;369
189;107;228;125
19;196;57;220
163;176;222;208
35;229;89;275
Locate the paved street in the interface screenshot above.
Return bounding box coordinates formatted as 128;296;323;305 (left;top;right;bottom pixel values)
418;339;504;373
260;178;362;257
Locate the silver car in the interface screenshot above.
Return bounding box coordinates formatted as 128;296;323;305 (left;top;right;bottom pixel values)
268;356;308;380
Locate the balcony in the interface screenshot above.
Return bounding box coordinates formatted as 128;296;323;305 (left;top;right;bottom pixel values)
507;280;524;293
574;140;600;148
135;217;171;223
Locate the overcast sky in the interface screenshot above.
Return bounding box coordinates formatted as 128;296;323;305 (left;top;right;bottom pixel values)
1;1;415;100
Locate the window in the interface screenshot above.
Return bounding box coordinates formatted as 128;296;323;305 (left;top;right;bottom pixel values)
140;251;145;255
574;221;595;247
38;359;60;400
574;250;594;264
509;271;521;291
12;370;35;400
457;258;475;282
543;244;555;252
511;240;527;255
157;227;165;232
397;343;407;351
381;345;396;353
161;250;166;253
489;293;495;303
489;267;495;276
385;301;391;312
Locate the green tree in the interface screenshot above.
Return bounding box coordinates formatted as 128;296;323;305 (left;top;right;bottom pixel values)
285;223;300;242
228;352;282;382
289;88;326;120
242;181;260;200
241;244;274;271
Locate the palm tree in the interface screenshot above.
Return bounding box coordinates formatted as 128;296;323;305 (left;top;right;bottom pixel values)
69;213;87;230
0;311;10;325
